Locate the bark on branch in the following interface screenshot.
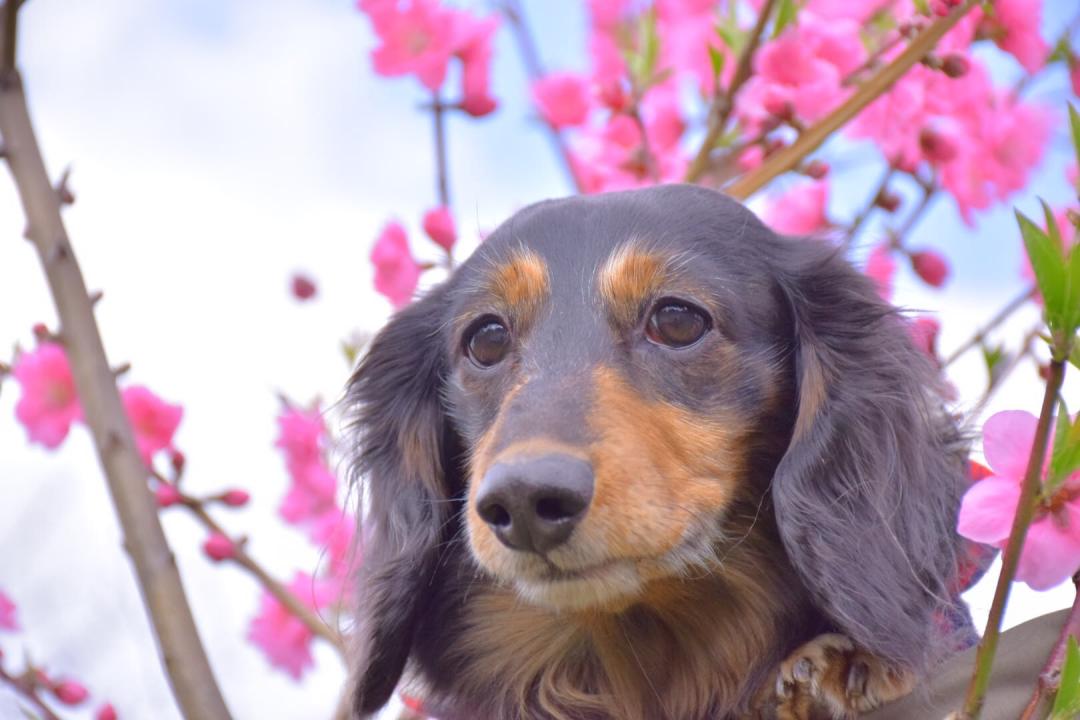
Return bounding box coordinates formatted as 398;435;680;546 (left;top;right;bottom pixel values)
0;6;231;717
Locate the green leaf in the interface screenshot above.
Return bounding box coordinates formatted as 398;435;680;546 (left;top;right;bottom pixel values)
912;0;929;14
773;0;797;38
1071;342;1080;371
981;344;1006;389
1018;208;1068;333
1069;104;1080;182
1048;400;1080;493
708;44;726;81
715;21;742;57
1065;241;1080;335
1051;635;1080;719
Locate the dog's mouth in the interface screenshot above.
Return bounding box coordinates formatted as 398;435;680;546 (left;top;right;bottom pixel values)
492;519;725;611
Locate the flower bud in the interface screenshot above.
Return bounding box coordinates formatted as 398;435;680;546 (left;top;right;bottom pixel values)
875;191;902;213
941;54;969;78
804;160;829;179
154;483;182;508
52;679;89;706
919;128;958;164
910;250;950;287
203;533;236;562
96;703;118;720
290;274;317;301
221;489;250;507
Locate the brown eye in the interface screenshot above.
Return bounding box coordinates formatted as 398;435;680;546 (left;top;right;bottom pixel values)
466;318;511;367
646;301;710;348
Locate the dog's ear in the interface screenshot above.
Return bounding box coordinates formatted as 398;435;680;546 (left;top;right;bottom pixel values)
772;239;967;671
344;285;455;716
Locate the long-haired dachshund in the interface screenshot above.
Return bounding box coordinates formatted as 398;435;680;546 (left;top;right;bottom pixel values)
344;185;974;720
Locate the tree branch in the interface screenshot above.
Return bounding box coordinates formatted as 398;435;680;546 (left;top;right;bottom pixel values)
959;356;1070;719
684;0;778;183
0;663;61;720
1019;572;1080;720
942;286;1036;367
432;92;450;208
724;0;976;201
499;0;583;193
0;18;231;719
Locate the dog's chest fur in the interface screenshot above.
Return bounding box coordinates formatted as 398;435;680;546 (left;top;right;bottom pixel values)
409;532;821;720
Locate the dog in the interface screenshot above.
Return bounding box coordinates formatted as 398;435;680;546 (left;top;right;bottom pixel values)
344;184;974;719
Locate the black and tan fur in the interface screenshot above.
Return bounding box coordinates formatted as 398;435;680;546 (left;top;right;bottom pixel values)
344;185;971;719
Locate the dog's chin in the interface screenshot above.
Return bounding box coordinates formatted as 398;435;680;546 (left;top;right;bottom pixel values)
512;560;644;612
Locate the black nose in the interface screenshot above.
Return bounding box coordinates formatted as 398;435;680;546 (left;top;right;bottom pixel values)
475;454;594;554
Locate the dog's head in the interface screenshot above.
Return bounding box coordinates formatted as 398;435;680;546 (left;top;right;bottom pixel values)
345;185;966;715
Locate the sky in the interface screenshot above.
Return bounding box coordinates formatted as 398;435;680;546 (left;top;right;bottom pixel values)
0;1;1078;718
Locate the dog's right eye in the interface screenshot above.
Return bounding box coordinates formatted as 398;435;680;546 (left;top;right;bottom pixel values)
466;318;511;367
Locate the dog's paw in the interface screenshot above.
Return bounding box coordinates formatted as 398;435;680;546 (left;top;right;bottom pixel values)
769;633;915;719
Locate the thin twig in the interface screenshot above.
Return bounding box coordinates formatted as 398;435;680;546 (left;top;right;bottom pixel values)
943;286;1037;367
1019;572;1080;720
432;92;450;208
684;0;778;183
841;165;896;250
724;0;977;201
0;20;231;720
959;357;1070;719
965;328;1039;421
0;663;61;720
499;0;583;193
161;481;346;654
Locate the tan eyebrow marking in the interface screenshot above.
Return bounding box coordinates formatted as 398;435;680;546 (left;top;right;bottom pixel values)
488;249;549;313
598;242;672;327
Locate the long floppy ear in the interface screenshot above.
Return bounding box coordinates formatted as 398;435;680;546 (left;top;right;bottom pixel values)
772;239;968;671
344;285;455;717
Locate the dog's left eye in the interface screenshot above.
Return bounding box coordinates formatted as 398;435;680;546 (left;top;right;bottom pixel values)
466;318;511;367
646;300;711;348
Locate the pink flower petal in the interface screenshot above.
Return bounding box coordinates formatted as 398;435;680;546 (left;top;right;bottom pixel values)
957;475;1021;545
1016;516;1080;591
982;410;1038;481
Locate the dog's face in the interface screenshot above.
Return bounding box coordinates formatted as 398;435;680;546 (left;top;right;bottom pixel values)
446;193;788;611
345;185;968;717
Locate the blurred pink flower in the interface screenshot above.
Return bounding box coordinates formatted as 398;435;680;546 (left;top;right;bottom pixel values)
1071;59;1080;99
95;703;118;720
0;589;18;631
764;180;829;236
121;386;183;465
910;249;950;288
154;483;182;508
531;72;592;128
455;12;499;117
275;406;326;475
275;406;339;531
983;0;1047;73
737;14;865;129
958;411;1080;591
656;0;732;91
362;0;459;90
371;222;421;308
12;341;81;449
248;572;336;680
221;489;251;507
279;463;338;527
864;243;896;300
422;206;457;252
290;273;317;301
908;316;941;360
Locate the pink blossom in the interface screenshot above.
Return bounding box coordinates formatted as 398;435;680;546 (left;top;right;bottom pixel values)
275;406;339;529
0;589;18;631
571;83;686;193
422;206;457;251
864;243;896;300
958;411;1080;591
203;533;236;562
371;222;421;308
656;0;732;91
121;386;183;465
454;12;499;117
247;572;336;680
1071;59;1080;99
362;0;459;91
983;0;1047;73
52;679;89;706
910;249;950;287
737;14;865;130
531;72;592;129
764;180;829;236
908;316;941;360
96;703;118;720
12;341;81;449
310;510;359;581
